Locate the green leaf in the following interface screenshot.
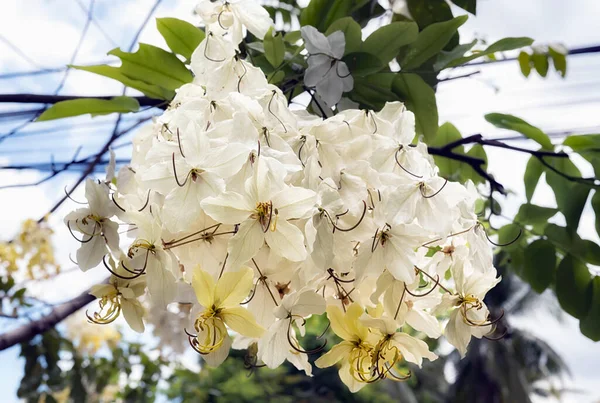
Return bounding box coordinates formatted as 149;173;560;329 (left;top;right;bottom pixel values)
563;134;600;151
400;15;468;70
545;158;590;234
267;70;285;84
300;0;331;29
523;239;556;293
431;122;464;180
524;155;544;202
349;73;397;110
549;46;567;77
156;18;204;61
434;39;477;71
451;0;476;14
532;52;549;77
555;255;592;319
444;37;534;68
342;52;384;76
263;27;285;67
283;30;302;44
108;43;193;90
392;73;438;142
514;204;558;232
325;17;362;54
580;277;600;341
300;0;367;31
407;0;453;29
518;51;532;77
545;224;600;266
593;191;600;237
484;113;553;150
497;224;523;251
37;97;140;121
362;22;419;64
71;65;173;100
462;144;488;184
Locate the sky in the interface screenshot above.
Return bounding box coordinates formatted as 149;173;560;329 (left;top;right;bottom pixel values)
0;0;599;401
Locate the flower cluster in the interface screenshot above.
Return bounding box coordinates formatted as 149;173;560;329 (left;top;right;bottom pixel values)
65;0;502;391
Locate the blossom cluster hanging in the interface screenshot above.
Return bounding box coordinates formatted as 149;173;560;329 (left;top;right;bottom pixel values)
65;0;503;391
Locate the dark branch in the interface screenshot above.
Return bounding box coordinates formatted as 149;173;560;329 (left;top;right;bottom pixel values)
0;94;166;108
427;146;506;194
427;133;600;194
0;288;95;352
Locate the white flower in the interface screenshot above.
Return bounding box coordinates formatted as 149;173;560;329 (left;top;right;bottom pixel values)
257;289;325;374
444;262;501;357
301;26;353;107
196;0;273;43
64;179;120;270
201;158;316;269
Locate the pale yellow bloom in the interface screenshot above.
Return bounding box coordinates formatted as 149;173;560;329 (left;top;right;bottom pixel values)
315;304;378;392
190;266;264;356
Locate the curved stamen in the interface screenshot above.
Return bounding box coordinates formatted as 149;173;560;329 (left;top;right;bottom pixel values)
394;148;423;178
483;224;522;247
236;57;247;93
64;186;87;204
420;179;448;199
103;253;148;280
316;321;330;340
176;128;186;158
335;62;352;79
240;281;259;305
217;10;228;30
462;306;505;327
371;227;381;253
286;317;327;354
326;268;355;283
111;193;126;212
172;153;191;187
204;33;226;63
268;90;287;133
323;200;367;233
137;190;151;212
67;220;97;243
483;328;508;341
404;274;440;298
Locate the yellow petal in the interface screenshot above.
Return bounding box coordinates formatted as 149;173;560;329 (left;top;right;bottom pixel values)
222;306;265;338
192;265;215;307
89;284;116;298
215;266;254;307
314;341;354;368
326;305;353;341
345;303;369;341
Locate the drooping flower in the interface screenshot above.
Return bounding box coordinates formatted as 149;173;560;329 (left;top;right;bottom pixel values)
301;26;354;108
189;266;264;365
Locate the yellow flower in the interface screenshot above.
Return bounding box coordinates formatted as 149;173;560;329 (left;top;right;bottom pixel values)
190;267;264;355
315;304;378;392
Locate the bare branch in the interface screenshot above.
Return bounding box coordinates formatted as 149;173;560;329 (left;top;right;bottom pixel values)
0;94;166;108
0;288;96;351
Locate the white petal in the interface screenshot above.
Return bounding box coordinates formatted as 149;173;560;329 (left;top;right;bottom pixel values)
226;219;264;270
265;220;307;262
257;319;288;369
122;299;145;333
76;235;107;271
145;257;177;308
201;192;253;224
271;187;316;219
233;0;273;39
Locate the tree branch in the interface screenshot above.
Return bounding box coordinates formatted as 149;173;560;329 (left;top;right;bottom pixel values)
426;145;506;194
0;93;165;108
0;288;95;351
